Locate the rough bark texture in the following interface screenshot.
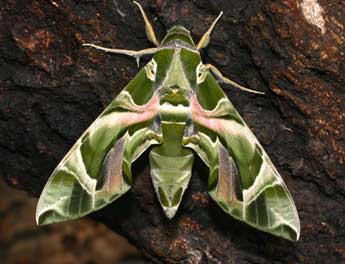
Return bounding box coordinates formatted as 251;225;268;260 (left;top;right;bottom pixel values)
0;0;344;263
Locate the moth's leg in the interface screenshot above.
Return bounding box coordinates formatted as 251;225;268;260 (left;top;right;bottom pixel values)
133;1;160;46
196;11;223;50
83;44;159;66
205;64;265;95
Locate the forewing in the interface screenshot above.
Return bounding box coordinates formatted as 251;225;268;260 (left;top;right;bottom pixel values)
185;76;300;241
36;69;160;225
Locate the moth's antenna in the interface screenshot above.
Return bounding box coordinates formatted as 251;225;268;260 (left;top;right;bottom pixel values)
205;64;265;95
196;11;223;50
133;1;160;47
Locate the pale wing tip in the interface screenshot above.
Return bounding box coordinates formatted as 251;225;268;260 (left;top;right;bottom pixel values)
285;223;300;242
36;209;68;226
295;232;301;241
289;230;300;242
35;200;43;226
35;208;50;226
35;205;63;226
282;221;301;242
35;212;41;226
35;212;47;226
294;223;301;242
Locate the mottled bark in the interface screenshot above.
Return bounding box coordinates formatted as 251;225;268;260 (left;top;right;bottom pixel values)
0;0;344;263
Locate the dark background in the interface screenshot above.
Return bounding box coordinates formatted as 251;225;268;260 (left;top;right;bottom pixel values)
0;0;344;263
0;179;142;263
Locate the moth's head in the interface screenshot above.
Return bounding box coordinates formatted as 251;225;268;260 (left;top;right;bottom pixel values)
161;25;195;47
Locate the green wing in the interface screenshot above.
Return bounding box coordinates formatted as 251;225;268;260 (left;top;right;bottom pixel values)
185;76;300;241
36;69;161;225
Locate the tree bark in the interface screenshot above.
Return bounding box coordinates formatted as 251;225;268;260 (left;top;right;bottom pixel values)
0;0;344;263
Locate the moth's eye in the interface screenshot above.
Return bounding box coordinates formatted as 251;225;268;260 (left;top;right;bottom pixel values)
146;59;157;81
196;62;207;84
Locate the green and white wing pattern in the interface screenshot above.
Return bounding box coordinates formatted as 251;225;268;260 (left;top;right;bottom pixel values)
36;69;161;225
185;80;300;241
36;0;300;241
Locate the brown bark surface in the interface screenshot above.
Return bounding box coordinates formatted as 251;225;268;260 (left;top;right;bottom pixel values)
0;179;140;263
0;0;344;263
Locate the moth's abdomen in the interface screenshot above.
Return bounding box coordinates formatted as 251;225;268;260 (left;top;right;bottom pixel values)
149;151;193;218
149;122;194;218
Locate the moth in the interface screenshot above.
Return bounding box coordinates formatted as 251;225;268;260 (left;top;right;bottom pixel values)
36;1;300;241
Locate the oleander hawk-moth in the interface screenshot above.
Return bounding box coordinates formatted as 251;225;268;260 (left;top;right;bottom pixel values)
36;1;300;241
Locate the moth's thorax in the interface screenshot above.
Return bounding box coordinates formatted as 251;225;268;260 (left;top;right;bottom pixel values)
156;48;192;107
